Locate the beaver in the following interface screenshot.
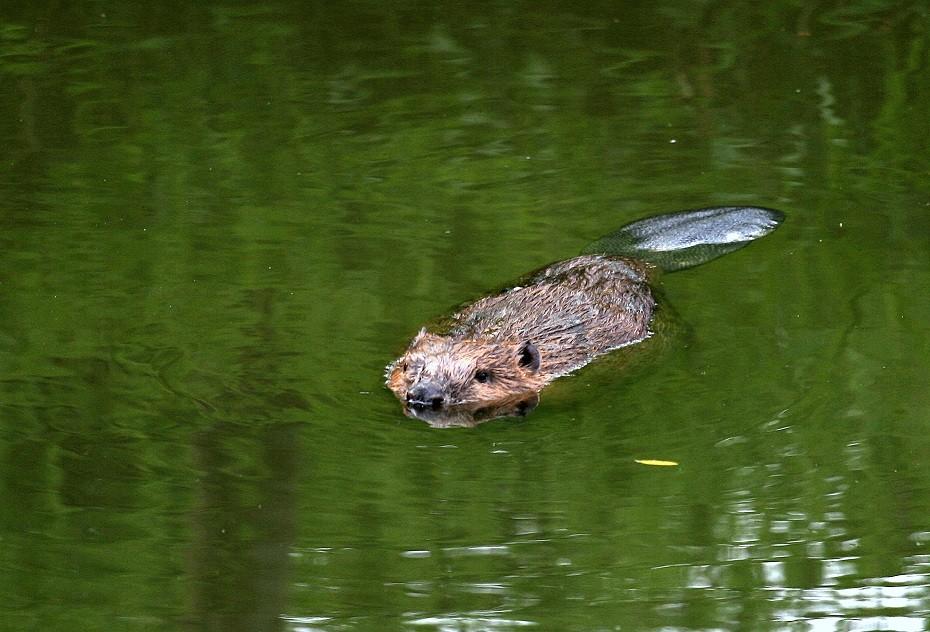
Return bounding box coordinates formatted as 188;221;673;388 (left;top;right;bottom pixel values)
386;206;783;426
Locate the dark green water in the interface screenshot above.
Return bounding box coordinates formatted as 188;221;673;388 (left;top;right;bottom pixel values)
2;3;930;631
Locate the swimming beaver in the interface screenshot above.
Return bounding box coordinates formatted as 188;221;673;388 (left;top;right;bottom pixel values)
386;206;783;426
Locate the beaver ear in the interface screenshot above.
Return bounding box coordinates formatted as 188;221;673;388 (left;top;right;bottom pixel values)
517;341;540;372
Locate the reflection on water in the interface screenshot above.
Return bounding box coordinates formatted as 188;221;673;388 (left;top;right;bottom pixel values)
400;392;540;428
2;1;930;630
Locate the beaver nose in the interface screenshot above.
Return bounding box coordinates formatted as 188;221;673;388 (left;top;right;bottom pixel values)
407;382;446;410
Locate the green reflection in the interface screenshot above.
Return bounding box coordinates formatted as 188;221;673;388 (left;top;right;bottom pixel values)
1;2;929;631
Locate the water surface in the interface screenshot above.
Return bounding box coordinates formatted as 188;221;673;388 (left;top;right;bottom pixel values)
2;2;930;631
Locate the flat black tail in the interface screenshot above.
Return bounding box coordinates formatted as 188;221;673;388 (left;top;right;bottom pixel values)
582;206;784;271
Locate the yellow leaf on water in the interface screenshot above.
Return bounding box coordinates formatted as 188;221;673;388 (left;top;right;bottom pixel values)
635;459;678;467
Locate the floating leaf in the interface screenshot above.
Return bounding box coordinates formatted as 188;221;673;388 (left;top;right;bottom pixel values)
635;459;678;467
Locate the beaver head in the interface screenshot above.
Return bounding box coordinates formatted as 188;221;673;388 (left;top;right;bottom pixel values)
386;329;544;411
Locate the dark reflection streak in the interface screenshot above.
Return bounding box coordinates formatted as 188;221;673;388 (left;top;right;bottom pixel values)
730;558;765;630
186;425;296;632
185;287;300;632
17;78;41;156
0;437;53;608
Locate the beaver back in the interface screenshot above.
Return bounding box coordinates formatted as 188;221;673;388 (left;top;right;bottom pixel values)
450;255;655;379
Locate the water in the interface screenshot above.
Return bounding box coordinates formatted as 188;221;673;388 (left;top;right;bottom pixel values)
2;3;930;631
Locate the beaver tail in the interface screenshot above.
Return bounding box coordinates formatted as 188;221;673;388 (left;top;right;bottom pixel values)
582;206;784;272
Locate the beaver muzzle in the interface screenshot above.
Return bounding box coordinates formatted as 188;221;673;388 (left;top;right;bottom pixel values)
406;381;446;410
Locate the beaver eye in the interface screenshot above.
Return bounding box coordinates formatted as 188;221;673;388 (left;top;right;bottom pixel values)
474;370;491;383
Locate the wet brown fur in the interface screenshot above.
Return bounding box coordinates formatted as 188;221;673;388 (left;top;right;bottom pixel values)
386;254;655;407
